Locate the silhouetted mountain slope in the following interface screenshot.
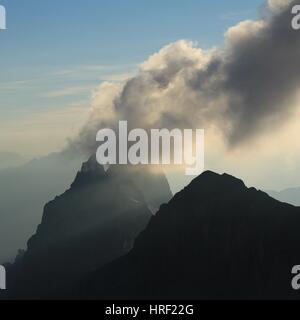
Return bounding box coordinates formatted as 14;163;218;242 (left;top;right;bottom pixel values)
107;164;172;213
0;149;84;262
81;171;300;300
6;159;172;299
267;188;300;206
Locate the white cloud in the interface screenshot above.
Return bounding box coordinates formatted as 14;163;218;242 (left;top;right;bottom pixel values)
71;1;300;191
77;1;300;151
267;0;293;11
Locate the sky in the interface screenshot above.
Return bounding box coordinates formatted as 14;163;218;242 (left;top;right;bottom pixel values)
1;0;300;192
2;0;300;265
0;0;262;156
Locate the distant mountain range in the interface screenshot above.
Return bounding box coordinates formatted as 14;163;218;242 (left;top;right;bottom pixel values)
3;168;300;300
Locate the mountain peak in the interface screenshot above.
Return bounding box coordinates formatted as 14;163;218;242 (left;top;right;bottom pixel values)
71;155;105;188
187;170;247;196
80;171;300;300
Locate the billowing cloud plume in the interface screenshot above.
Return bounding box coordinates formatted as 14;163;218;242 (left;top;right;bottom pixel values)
74;0;300;153
268;0;293;11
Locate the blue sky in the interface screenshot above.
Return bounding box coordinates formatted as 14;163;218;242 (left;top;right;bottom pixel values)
0;0;263;155
1;0;263;65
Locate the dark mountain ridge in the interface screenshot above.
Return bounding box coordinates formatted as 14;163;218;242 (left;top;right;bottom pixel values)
79;171;300;300
267;187;300;206
0;149;84;262
4;170;300;300
4;158;172;299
